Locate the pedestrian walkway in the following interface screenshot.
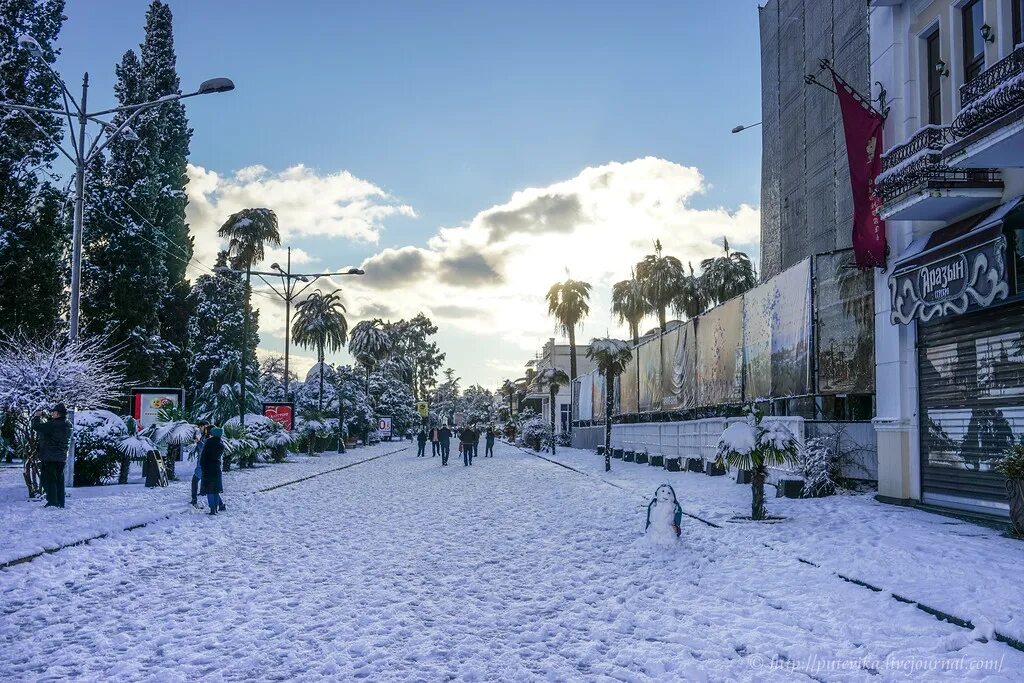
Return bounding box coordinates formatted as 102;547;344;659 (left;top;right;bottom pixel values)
1;442;1020;681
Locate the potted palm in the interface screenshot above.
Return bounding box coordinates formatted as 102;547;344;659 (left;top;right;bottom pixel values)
716;406;798;521
995;444;1024;536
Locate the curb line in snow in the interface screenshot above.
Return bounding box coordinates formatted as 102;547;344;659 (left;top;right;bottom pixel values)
524;445;1024;655
0;446;410;571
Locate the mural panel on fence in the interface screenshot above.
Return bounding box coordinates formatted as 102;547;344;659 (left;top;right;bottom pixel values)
662;321;698;409
770;258;813;397
577;373;593;421
742;280;773;400
697;297;744;404
815;251;875;393
617;355;639;415
638;337;663;412
592;371;607;421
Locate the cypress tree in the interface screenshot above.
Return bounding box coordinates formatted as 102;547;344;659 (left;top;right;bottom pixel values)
140;0;193;387
0;0;68;337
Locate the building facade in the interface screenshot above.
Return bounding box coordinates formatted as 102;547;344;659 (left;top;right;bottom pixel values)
523;338;596;435
871;0;1024;516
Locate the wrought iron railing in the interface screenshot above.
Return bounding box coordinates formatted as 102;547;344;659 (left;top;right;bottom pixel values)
952;45;1024;138
876;126;1000;203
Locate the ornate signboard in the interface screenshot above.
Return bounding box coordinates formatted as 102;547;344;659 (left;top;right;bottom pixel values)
889;235;1009;325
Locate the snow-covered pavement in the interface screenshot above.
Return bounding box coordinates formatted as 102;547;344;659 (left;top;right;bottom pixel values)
2;442;1022;681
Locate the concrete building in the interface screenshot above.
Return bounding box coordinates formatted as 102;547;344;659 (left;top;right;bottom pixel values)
870;0;1024;516
522;338;596;435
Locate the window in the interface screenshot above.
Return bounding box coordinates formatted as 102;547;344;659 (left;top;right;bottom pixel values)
1015;0;1024;48
560;404;570;432
926;29;942;125
962;0;986;82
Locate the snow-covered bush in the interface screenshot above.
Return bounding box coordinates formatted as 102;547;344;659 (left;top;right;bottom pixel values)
223;423;261;469
799;438;840;498
73;410;130;486
264;428;295;463
518;415;548;451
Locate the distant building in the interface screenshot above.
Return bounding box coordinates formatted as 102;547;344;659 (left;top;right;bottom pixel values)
522;338;596;435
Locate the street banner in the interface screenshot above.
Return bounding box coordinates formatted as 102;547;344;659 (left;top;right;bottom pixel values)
617;355;638;415
262;402;295;431
638;336;663;412
577;373;593;421
832;69;887;268
129;387;184;430
662;321;698;409
592;371;607;422
416;401;429;418
696;297;744;405
377;416;393;438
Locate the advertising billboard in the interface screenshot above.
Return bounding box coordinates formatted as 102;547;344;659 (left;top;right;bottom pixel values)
129;387;184;430
696;297;744;405
262;402;295;431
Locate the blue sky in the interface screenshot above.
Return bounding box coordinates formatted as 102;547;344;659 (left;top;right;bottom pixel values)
54;1;765;387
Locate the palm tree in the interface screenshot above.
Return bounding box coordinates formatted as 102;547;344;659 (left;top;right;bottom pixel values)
217;208;281;427
545;277;591;380
699;237;757;306
611;270;648;346
672;261;706;320
635;240;686;333
499;379;517;422
586;338;633;471
292;289;349;413
534;367;569;455
348;319;392;394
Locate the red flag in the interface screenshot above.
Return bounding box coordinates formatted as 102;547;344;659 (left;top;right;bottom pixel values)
833;72;887;268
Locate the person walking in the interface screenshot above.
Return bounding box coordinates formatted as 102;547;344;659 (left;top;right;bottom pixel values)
439;425;452;466
31;404;71;508
460;425;477;466
485;426;496;458
416;429;427;457
190;421;210;508
199;426;225;515
430;426;440;457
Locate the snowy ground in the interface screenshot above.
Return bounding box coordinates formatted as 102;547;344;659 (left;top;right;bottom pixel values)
1;442;1022;682
0;443;402;566
538;446;1024;648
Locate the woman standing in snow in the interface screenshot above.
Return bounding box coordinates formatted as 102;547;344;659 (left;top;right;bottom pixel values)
190;420;210;508
200;426;225;515
484;426;495;457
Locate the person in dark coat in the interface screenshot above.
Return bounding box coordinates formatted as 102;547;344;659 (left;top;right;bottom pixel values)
438;425;452;466
32;404;71;508
460;426;477;466
199;427;225;515
485;427;496;457
429;427;440;457
416;429;427;457
190;421;210;507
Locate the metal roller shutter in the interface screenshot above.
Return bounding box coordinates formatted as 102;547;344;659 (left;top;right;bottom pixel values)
918;300;1024;513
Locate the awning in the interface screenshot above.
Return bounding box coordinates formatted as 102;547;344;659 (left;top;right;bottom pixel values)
889;196;1018;325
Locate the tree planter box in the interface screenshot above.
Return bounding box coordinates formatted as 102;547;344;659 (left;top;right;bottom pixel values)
612;449;623;459
649;455;664;467
622;451;635;462
686;458;704;473
1007;479;1024;536
665;457;683;471
775;479;804;499
705;461;727;476
736;469;753;484
634;452;649;465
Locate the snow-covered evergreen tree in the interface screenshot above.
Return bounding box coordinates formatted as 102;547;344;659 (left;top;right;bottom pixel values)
0;0;68;338
368;368;417;436
139;0;193;387
184;251;259;405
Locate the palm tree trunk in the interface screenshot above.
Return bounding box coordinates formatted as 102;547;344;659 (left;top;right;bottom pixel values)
630;323;639;347
318;346;325;413
752;465;767;520
549;387;557;455
605;368;613;472
658;307;667;333
240;266;252;430
567;325;577;381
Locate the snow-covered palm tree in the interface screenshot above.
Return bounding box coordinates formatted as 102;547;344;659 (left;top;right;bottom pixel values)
699;237;757;307
348;319;392;394
635;240;686;333
217;208;280;425
545;277;591;381
586;338;633;471
500;379;517;422
533;367;569;455
611;270;648;346
671;261;706;320
292;289;349;412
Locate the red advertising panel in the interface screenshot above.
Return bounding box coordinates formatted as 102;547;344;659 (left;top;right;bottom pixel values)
262;402;295;431
129;387;184;430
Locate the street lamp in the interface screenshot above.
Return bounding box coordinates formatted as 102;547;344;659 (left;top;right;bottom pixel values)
731;121;762;134
0;34;234;490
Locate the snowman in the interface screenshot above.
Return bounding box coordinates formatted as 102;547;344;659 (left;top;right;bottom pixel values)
645;484;682;545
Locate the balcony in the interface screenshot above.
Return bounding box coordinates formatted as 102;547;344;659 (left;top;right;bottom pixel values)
945;45;1024;168
876;125;1002;221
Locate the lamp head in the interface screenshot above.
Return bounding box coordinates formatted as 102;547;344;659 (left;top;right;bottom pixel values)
271;263;281;271
347;268;365;275
731;125;745;134
198;77;235;95
17;34;44;58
